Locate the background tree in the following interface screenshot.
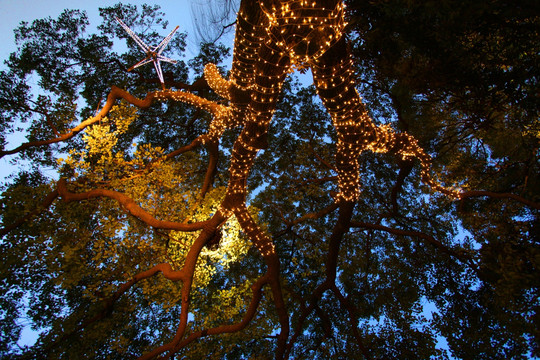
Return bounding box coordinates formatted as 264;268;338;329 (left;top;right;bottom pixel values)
0;1;538;359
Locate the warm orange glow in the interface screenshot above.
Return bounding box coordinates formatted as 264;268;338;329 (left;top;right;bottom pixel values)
175;1;459;209
147;1;460;255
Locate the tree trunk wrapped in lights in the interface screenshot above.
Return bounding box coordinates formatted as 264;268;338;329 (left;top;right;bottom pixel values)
1;1;538;359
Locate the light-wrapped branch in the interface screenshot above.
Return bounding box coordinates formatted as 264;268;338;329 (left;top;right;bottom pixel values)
0;85;235;158
312;39;461;202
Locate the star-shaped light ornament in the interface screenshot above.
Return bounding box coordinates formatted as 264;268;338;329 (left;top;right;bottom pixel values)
116;17;179;89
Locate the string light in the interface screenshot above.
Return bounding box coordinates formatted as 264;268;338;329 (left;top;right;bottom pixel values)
136;0;460;257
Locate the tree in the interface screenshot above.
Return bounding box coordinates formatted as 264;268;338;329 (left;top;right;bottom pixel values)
0;1;538;359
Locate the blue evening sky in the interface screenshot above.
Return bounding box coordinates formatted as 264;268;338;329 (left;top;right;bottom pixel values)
0;0;205;60
0;0;206;344
0;1;224;178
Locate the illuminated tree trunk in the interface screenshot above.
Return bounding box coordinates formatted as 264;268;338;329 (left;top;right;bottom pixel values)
206;2;460;356
165;0;460;357
0;1;470;359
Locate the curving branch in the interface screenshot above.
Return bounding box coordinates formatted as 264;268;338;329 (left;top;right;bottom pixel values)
459;190;540;210
0;84;231;159
80;263;187;333
164;134;220;198
46;211;229;360
199;139;220;197
349;220;472;266
37;262;189;358
0;86;156;158
57;178;210;231
164;135;207;159
167;275;269;357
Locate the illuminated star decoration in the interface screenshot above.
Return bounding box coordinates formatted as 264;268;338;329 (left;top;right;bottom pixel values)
116;17;179;89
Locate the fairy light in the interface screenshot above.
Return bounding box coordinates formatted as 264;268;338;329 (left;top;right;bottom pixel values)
133;1;461;257
260;0;346;63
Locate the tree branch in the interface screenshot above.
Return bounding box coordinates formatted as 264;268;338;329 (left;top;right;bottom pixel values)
285;202;355;357
167;275;268;357
459;190;540;210
331;284;371;359
137;211;227;360
57;178;210;231
349;220;471;265
390;159;414;215
0;86;156;158
0;189;59;237
0;85;229;159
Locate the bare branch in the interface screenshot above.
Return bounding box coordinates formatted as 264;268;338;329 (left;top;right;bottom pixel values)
57;178;211;231
349;220;471;264
459;190;540;210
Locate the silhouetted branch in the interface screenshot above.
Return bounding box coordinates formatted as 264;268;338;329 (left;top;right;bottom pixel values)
459;190;540;210
285;202;355;357
331;284;371;359
0;189;58;237
349;220;471;265
57;178;211;231
390;159;414;215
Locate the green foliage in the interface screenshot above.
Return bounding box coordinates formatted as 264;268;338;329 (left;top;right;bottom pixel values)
0;4;246;358
0;1;538;359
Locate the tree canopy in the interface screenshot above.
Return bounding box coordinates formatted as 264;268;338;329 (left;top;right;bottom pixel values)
0;1;538;359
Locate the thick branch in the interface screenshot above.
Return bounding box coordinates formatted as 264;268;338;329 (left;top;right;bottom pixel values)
232;205;290;360
57;178;210;231
0;86;156;158
326;202;355;281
